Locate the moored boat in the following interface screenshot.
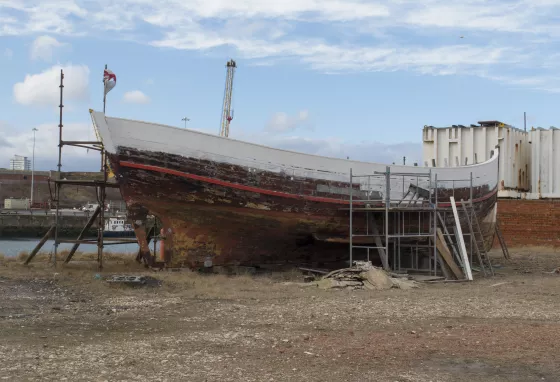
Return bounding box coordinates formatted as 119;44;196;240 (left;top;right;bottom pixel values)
91;110;499;268
103;216;134;237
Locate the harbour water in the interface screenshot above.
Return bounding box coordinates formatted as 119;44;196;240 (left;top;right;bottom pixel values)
0;238;158;258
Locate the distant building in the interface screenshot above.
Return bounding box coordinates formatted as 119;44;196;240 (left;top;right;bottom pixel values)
9;155;31;171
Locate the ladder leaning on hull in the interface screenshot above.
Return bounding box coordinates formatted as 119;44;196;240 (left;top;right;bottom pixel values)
460;199;494;277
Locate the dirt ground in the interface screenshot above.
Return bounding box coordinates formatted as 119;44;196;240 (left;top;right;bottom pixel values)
1;248;559;382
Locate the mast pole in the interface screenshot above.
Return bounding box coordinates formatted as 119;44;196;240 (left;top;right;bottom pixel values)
103;64;107;114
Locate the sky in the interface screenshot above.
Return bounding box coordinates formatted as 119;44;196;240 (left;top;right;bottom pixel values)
1;0;560;171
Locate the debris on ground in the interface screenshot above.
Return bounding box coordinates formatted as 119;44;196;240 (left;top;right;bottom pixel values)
316;261;419;290
106;275;162;287
299;267;329;275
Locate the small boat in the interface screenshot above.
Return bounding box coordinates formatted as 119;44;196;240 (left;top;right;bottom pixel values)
103;216;134;237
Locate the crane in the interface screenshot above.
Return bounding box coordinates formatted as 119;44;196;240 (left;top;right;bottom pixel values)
219;59;237;137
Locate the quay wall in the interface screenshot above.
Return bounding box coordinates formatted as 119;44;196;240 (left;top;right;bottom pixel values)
0;214;98;237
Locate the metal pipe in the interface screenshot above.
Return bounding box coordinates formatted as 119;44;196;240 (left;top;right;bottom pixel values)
31;128;38;205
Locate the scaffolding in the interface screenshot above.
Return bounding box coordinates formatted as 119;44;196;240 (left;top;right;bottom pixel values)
24;70;139;270
347;167;492;278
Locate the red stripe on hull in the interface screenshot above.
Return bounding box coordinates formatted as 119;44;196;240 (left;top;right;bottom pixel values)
119;161;351;205
118;160;497;207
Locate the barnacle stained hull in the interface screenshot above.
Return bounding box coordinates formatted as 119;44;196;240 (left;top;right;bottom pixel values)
91;111;499;268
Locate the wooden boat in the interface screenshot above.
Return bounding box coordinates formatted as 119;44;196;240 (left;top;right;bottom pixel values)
91;110;499;268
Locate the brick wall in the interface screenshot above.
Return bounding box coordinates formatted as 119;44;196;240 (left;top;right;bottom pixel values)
497;199;560;247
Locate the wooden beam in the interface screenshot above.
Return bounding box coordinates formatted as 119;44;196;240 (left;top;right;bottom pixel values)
450;196;473;281
64;206;101;263
24;225;55;265
136;225;155;263
369;214;390;270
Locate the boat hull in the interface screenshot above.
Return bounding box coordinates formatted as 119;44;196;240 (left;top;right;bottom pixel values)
107;146;497;268
91;111;499;268
103;231;135;238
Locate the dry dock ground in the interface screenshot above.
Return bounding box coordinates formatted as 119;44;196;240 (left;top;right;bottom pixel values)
1;249;559;382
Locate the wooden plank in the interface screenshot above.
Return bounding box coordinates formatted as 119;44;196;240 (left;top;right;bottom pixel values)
436;228;464;279
434;249;450;279
369;214;390;271
24;225;56;265
450;196;473;281
136;225;155;263
64;206;101;263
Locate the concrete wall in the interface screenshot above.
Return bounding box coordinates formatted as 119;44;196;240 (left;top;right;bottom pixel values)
497;199;560;247
0;214;98;237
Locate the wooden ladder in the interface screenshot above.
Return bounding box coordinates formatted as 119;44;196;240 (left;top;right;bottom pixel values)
460;200;494;277
495;221;511;260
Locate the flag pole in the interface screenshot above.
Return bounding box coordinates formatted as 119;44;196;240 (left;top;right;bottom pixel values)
103;64;107;114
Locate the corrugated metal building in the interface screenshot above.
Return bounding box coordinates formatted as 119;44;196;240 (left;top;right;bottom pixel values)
529;127;560;199
422;121;530;197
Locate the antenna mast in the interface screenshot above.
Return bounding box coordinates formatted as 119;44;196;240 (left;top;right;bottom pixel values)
220;59;236;137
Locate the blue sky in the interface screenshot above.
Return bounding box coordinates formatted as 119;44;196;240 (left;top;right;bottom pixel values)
1;0;560;171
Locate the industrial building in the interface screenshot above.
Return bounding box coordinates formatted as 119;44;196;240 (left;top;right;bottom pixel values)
9;155;31;171
423;121;559;199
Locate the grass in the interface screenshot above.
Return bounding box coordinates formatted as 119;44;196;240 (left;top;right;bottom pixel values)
0;250;139;268
0;248;301;300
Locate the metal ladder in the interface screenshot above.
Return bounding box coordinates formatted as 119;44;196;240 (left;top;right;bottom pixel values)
460;200;494;277
495;221;511;260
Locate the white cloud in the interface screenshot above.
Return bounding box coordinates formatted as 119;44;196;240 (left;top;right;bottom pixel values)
2;1;560;91
266;110;311;133
0;121;100;171
186;122;423;165
4;48;13;58
30;35;66;61
123;90;150;104
13;64;90;106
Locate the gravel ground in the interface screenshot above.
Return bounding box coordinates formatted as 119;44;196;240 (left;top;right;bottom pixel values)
1;249;559;381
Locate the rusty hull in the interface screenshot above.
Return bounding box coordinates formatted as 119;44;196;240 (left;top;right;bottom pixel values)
108;147;497;268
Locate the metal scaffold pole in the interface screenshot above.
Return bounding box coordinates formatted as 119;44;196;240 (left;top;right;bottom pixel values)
53;69;64;268
384;166;390;271
23;66;140;269
433;173;438;276
349;168;353;267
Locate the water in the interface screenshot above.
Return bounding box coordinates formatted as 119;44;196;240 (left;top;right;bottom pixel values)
0;238;158;258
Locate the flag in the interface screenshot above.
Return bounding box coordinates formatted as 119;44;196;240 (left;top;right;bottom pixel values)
103;68;117;95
